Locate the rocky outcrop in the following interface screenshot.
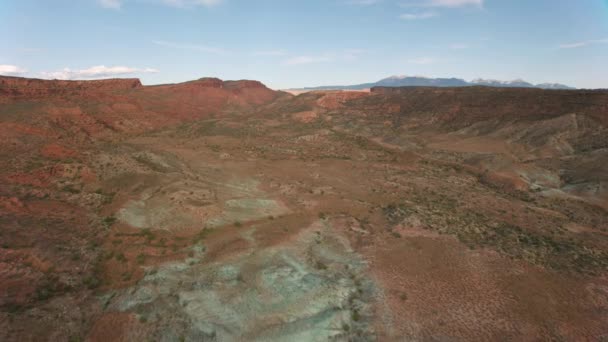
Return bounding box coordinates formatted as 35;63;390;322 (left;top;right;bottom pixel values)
144;77;282;109
224;80;268;90
183;77;225;88
172;78;270;91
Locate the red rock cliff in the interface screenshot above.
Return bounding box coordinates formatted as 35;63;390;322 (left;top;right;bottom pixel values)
0;76;142;99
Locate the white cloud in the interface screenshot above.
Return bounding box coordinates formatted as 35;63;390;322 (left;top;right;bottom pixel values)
161;0;223;7
401;0;482;7
0;65;28;75
282;55;333;66
559;38;608;49
98;0;122;9
406;57;436;64
398;0;481;21
345;0;382;5
253;50;288;56
427;0;482;7
400;11;438;20
39;65;158;80
99;0;222;9
153;40;227;54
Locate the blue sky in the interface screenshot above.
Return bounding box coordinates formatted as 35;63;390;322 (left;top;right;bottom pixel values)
1;0;607;89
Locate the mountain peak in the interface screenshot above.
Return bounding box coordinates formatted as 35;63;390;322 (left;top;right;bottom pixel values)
381;75;431;81
288;75;576;92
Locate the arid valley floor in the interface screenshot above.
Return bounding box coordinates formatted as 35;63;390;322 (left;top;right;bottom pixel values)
1;76;608;341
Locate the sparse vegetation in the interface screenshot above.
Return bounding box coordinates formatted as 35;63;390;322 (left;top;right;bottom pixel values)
383;195;608;275
102;191;116;204
122;271;133;281
103;216;117;227
315;261;328;270
83;275;101;289
193;228;213;243
141;228;155;243
62;185;81;194
116;252;127;263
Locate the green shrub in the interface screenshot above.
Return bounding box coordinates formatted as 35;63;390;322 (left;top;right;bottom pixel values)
116;252;127;262
103;216;117;227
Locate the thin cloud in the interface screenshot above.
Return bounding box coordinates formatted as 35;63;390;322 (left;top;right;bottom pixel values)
343;48;367;60
559;38;608;49
39;65;158;80
281;49;366;66
400;11;438;20
98;0;122;9
282;55;333;66
406;57;436;64
98;0;223;9
401;0;482;8
18;48;45;53
0;65;28;76
399;0;481;21
153;40;227;54
252;50;288;57
427;0;482;7
161;0;223;7
345;0;382;5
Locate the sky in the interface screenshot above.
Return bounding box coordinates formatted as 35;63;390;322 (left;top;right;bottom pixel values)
1;0;607;89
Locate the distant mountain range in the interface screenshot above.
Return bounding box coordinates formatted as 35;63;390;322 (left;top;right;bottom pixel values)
288;75;575;91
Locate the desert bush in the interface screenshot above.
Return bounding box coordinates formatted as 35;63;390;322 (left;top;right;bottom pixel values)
136;253;145;265
116;252;127;262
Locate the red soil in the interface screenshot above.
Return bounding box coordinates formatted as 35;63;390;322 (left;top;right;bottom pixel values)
40;143;79;160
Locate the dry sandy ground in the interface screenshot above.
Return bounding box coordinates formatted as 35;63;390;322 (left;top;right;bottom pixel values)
82;122;608;340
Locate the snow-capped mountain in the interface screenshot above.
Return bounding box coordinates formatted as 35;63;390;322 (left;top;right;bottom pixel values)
288;76;575;91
